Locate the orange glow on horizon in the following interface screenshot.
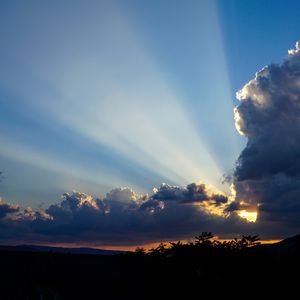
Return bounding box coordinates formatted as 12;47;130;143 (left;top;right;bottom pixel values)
23;237;282;252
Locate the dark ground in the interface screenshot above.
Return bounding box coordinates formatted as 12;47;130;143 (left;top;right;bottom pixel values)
1;235;300;300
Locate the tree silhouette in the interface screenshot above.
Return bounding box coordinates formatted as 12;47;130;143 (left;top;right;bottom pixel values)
194;232;214;246
133;247;146;256
141;232;261;258
149;243;167;257
241;235;261;248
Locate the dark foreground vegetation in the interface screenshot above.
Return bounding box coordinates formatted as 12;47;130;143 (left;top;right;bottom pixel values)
1;233;300;300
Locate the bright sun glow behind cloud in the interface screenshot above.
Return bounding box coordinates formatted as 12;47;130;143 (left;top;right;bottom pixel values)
238;210;258;223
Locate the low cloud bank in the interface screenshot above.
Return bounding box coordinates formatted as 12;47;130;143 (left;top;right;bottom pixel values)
0;183;252;245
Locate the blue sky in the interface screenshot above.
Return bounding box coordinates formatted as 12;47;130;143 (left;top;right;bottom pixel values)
0;0;299;209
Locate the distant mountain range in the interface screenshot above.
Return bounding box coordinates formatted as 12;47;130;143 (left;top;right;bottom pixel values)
0;244;126;255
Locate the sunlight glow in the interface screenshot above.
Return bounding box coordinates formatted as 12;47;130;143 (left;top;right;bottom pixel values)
237;210;258;222
234;107;245;136
190;183;231;216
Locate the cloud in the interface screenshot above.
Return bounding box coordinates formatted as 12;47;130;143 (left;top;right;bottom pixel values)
0;183;251;246
232;41;300;236
152;182;228;205
0;198;19;219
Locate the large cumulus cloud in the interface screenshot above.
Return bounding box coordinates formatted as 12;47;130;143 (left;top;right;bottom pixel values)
233;41;300;237
0;184;251;246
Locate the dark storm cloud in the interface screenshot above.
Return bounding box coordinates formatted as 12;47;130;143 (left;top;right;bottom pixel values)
0;183;248;245
232;41;300;234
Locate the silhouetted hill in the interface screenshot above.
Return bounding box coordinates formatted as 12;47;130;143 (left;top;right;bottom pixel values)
272;234;300;253
0;244;125;255
256;234;300;254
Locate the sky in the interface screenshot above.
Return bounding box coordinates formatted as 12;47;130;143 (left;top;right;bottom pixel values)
1;0;300;247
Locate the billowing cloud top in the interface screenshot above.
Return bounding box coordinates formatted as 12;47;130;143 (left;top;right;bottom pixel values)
233;41;300;237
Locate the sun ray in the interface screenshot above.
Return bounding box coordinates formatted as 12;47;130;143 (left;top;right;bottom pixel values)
0;0;236;193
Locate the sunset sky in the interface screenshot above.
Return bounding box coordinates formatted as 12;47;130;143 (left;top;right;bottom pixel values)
1;0;300;247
